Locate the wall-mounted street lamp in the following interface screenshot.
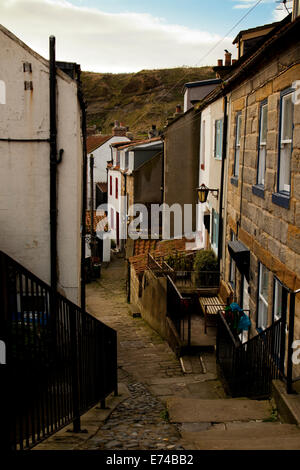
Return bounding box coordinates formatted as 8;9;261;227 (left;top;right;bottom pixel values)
197;184;219;203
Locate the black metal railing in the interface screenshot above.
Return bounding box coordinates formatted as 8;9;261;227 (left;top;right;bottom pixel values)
173;270;221;289
216;312;284;398
166;275;192;347
0;251;117;450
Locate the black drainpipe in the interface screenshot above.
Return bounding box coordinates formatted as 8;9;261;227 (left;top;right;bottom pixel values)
217;95;228;272
76;67;88;313
49;36;63;292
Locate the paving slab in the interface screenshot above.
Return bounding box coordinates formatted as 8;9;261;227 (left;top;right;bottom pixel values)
167;397;271;423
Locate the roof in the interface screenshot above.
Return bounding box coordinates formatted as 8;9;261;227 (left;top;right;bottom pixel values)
85;210;107;233
116;137;162;151
96;182;107;193
87;134;111;153
110;140;140;148
232;20;281;44
184;79;222;89
194;14;296;111
129;237;195;276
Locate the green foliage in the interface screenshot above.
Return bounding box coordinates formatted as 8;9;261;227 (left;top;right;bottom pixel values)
164;252;193;271
193;250;218;273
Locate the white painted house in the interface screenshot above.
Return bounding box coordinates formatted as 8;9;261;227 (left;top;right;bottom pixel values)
86;124;130;210
197;96;229;257
0;25;83;304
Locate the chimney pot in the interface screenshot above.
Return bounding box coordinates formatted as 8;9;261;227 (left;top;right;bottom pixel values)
217;59;223;67
224;52;232;67
175;104;182;115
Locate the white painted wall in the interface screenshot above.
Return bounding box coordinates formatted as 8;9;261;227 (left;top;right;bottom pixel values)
0;25;82;304
107;169;123;245
197;97;224;255
87;135;129;209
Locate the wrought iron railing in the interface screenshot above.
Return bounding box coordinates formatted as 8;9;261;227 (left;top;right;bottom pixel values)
166;275;192;348
173;270;221;289
0;251;117;450
216;311;284;398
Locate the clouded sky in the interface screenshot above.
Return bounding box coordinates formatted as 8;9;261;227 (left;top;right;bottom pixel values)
1;0;290;73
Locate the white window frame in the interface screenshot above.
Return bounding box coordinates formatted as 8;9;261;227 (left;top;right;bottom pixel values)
0;80;5;104
257;101;268;186
214;118;223;160
257;263;269;331
278;89;294;194
211;209;219;255
200;120;205;170
234;112;242;178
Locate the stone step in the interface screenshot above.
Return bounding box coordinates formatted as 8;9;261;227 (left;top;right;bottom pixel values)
180;422;300;450
167;397;271;423
179;356;204;374
179;422;300;450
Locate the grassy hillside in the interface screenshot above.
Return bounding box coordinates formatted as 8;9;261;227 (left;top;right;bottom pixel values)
81;67;215;138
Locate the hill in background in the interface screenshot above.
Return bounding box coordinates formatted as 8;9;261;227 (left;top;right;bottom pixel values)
81;67;215;138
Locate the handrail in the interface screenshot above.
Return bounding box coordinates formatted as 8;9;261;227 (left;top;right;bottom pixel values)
0;250;118;450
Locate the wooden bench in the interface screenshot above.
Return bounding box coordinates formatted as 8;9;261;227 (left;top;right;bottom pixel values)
199;281;233;334
199;296;225;333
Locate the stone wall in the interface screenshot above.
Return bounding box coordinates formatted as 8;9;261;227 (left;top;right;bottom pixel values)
225;42;300;379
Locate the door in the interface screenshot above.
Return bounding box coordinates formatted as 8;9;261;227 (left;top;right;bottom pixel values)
241;276;250;343
116;211;120;247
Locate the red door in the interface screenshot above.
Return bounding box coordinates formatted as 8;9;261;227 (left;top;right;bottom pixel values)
116;211;120;246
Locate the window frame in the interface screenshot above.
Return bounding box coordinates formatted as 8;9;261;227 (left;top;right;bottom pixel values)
256;99;268;187
233;112;242;178
214;118;223;161
115;177;118;200
257;262;269;331
277;87;294;195
229;230;236;289
109;175;113;196
200;119;206;170
211;209;219;255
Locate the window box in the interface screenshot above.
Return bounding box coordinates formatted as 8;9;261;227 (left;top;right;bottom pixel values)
272;192;290;209
252;184;265;199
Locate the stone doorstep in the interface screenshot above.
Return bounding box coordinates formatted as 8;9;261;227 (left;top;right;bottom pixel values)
167;397;272;424
32;383;130;451
272;379;300;425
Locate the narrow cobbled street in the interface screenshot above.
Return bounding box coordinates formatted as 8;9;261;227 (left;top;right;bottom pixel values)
35;255;300;451
35;254;224;451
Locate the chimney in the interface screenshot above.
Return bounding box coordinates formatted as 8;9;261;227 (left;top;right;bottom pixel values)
232;59;237;65
113;120;127;137
224;51;232;67
217;59;223;67
148;124;159;139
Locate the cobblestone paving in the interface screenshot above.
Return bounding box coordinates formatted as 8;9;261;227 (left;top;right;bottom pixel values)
82;382;184;450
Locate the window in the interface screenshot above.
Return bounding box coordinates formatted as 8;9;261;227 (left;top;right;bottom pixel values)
211;209;219;253
109;176;112;196
229;231;236;289
214;118;223;160
234;112;242;178
200;120;205;170
257;263;269;330
273;278;288;322
125;152;129;170
257;101;268;186
278;89;294;194
115;178;118;199
0;80;5;104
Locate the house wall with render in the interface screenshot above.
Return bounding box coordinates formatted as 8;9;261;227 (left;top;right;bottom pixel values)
164;109;201;239
0;25;82;304
225;34;300;378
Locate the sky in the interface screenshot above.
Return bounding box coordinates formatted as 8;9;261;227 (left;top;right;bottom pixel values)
0;0;291;73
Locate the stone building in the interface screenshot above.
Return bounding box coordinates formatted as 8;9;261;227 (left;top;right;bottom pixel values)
223;12;300;380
